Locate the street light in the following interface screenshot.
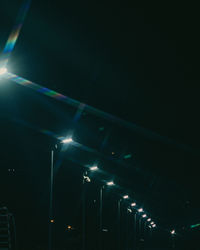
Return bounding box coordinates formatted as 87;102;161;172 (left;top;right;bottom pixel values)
90;166;98;171
142;214;147;218
138;208;143;212
150;221;154;225
147;218;151;222
131;202;136;207
0;67;7;75
107;181;114;186
99;181;115;250
171;229;175;235
49;137;73;250
61;137;73;143
170;229;176;248
123;195;129;199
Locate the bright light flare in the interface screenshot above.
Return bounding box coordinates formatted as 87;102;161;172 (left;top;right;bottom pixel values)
90;166;98;171
171;229;175;235
107;181;114;186
62;137;73;144
0;67;7;75
131;202;136;207
123;195;129;199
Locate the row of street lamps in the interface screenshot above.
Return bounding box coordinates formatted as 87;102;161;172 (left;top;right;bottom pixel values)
50;136;157;250
1;69;176;248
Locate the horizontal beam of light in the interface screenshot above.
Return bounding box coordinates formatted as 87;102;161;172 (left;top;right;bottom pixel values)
0;0;31;67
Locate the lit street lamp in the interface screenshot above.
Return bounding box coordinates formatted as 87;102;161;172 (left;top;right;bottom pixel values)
131;202;136;207
0;67;7;75
99;181;115;250
49;137;73;250
123;195;129;199
82;166;97;250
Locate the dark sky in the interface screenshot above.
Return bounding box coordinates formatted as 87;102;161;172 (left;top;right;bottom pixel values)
0;0;200;249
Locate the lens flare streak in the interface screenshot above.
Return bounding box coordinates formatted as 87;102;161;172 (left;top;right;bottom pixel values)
1;0;31;67
4;72;192;152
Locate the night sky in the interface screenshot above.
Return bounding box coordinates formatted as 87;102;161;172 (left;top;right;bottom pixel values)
0;1;200;249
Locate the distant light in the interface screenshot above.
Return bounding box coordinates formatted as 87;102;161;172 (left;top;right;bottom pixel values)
127;208;132;213
102;229;108;232
142;214;147;218
123;195;129;199
147;218;151;222
67;225;73;230
0;67;7;75
83;175;91;183
90;166;98;171
138;208;143;212
150;222;154;225
171;229;175;235
107;181;114;186
111;152;115;155
62;137;73;144
50;219;54;223
131;202;136;207
152;224;156;228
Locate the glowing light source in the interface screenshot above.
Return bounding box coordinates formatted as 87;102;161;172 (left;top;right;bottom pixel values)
171;229;175;235
90;166;98;171
147;218;151;222
50;219;54;223
62;137;73;144
150;222;154;225
83;175;91;183
107;181;114;186
142;214;147;218
152;224;156;228
123;195;129;199
131;202;136;207
138;208;143;212
0;67;7;75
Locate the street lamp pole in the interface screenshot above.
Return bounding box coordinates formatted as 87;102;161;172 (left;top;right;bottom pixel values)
49;149;54;250
82;173;86;250
48;137;73;250
99;185;104;250
134;212;137;250
118;199;122;250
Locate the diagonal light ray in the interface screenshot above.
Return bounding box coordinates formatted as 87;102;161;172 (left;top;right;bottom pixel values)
4;72;193;152
0;0;31;67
